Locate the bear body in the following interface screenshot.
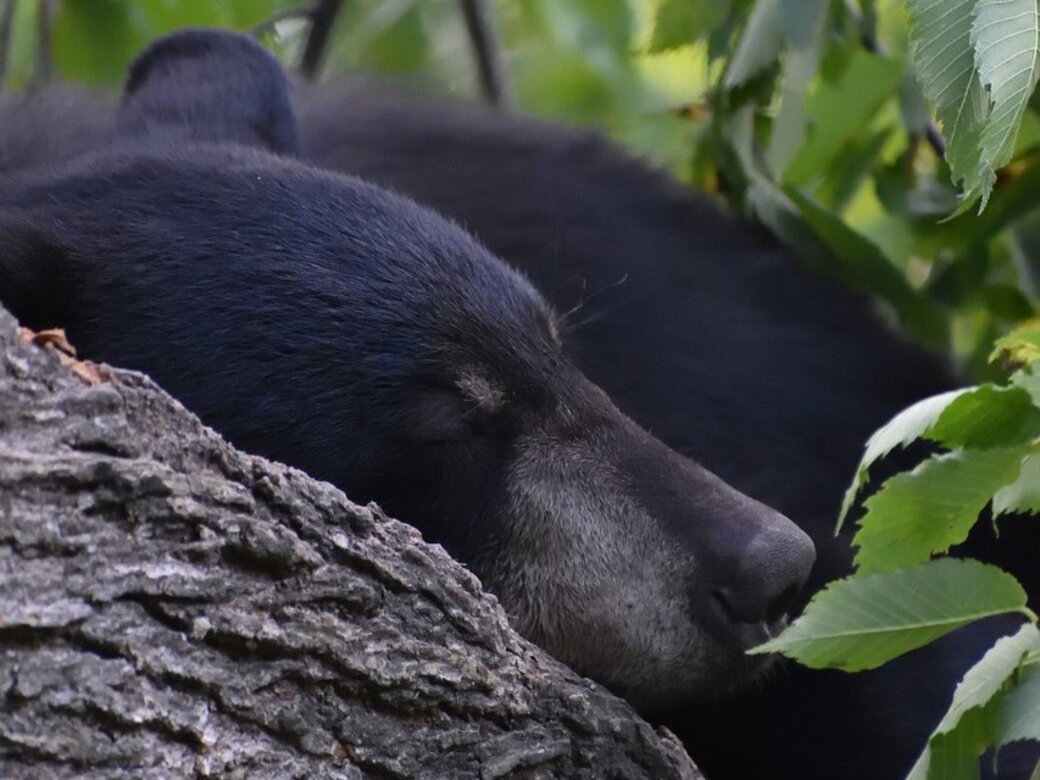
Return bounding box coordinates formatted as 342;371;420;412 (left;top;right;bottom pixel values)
1;30;1037;779
297;85;1039;779
0;31;815;718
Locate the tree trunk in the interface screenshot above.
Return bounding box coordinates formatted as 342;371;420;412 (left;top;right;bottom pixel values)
0;304;701;779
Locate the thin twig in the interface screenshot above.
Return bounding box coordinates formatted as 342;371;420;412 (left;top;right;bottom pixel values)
843;0;945;158
923;124;946;158
459;0;513;110
250;0;321;38
300;0;343;80
32;0;53;88
0;0;18;88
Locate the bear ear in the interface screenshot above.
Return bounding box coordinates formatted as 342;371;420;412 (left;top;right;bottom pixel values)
118;29;301;157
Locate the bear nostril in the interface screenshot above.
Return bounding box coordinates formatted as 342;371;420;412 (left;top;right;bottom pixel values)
712;588;744;623
765;581;802;625
712;524;815;627
713;580;799;627
712;586;774;625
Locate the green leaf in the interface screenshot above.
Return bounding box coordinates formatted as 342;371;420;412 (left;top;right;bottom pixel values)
906;0;990;201
750;559;1032;671
568;0;634;56
724;0;784;87
51;0;293;85
994;453;1040;515
52;0;140;84
839;388;967;531
940;624;1040;736
784;50;903;186
997;659;1040;746
971;0;1040;209
767;0;828;174
863;390;971;473
515;50;617;125
649;0;728;53
853;448;1025;573
913;626;1040;779
813;128;893;212
861;391;965;463
926;385;1040;449
358;3;429;74
911;700;999;780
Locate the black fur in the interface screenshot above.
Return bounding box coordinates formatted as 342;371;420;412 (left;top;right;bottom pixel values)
297;85;1039;779
0;31;816;718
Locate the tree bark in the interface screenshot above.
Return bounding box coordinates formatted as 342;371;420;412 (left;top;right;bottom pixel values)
0;303;701;779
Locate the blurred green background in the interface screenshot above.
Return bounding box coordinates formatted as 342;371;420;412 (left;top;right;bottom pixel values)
2;0;707;175
5;0;1040;380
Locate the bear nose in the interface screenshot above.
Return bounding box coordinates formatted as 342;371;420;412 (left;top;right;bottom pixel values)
714;522;815;625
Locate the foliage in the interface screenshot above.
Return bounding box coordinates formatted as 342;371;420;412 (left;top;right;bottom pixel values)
760;329;1040;776
4;1;1040;777
749;559;1033;671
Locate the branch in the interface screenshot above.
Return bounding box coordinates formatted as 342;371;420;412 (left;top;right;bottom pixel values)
300;0;344;80
460;0;514;110
0;304;701;779
0;0;17;87
31;0;52;88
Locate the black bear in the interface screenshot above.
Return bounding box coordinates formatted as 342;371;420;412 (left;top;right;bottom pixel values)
299;86;1040;779
296;86;1040;780
3;30;1037;779
0;30;815;720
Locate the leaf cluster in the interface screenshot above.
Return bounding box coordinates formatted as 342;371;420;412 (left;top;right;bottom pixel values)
755;324;1040;777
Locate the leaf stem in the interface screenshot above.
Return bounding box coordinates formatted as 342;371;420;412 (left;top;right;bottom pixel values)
459;0;513;110
0;0;17;88
300;0;344;80
842;0;945;158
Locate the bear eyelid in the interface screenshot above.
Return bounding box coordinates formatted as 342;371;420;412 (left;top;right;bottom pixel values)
455;370;505;413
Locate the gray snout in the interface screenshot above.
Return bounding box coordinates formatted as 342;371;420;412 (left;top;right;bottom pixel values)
714;516;815;626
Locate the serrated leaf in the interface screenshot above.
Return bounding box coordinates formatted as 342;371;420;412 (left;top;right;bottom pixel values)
906;0;990;200
926;385;1040;449
861;389;971;475
785;51;903;186
750;559;1030;671
971;0;1040;209
994;453;1040;515
910;699;1000;780
838;389;971;530
853;448;1025;573
724;0;784;87
768;0;828;174
649;0;728;53
997;660;1040;746
944;624;1040;735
